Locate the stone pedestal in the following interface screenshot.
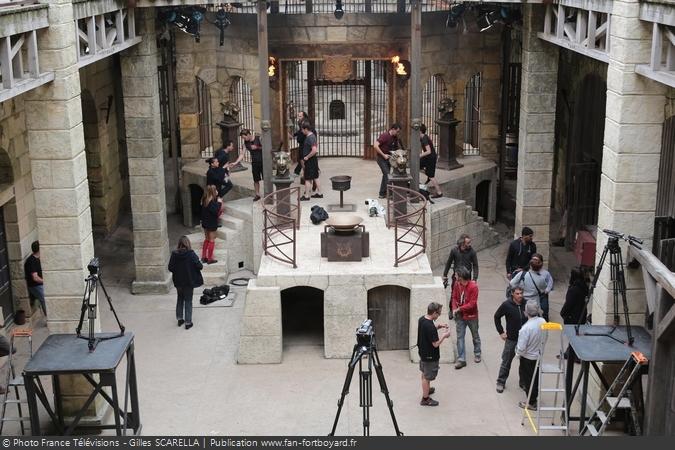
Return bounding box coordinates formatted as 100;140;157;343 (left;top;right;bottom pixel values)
272;177;293;217
514;5;559;263
436;112;463;170
120;8;171;294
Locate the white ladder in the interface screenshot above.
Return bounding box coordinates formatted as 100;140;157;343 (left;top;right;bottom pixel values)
0;329;33;435
521;321;569;435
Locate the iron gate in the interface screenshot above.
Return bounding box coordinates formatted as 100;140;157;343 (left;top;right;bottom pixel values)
654;115;675;268
230;76;255;163
422;74;447;144
283;59;389;158
464;72;481;155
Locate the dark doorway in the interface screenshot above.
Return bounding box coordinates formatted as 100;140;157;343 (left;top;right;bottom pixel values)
367;285;410;350
281;286;324;346
189;184;204;221
475;180;490;221
0;207;13;325
565;74;605;247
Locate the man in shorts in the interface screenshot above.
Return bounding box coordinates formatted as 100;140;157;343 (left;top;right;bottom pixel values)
417;302;452;406
299;120;322;200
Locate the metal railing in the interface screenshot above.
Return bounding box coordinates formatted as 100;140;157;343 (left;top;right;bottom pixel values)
386;184;427;267
262;186;301;268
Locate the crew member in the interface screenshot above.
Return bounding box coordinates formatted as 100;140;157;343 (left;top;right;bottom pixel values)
374;123;401;199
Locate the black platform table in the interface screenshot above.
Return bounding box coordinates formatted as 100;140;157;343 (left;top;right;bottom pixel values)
22;332;140;436
564;325;651;433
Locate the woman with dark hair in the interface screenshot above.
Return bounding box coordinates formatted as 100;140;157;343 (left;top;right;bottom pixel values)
419;124;442;198
560;268;588;324
200;185;222;264
168;236;203;329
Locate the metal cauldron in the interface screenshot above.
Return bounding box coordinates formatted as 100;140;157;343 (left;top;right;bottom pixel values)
330;175;352;191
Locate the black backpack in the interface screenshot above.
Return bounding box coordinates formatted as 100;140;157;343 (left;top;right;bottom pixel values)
200;284;230;305
310;205;329;225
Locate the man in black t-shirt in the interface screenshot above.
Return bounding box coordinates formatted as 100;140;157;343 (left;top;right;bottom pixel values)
24;240;46;315
299;121;322;201
373;123;402;199
417;302;451;406
239;129;264;201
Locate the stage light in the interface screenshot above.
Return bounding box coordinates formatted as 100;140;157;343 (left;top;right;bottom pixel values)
445;3;466;29
214;7;231;46
334;0;344;20
477;9;500;32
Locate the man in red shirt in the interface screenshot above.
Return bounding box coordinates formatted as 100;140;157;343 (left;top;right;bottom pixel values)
451;267;482;369
373;123;401;199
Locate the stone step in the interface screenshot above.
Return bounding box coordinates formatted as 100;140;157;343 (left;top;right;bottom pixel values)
222;198;253;221
220;215;245;231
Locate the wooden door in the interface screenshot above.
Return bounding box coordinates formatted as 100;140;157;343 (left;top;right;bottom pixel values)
367;285;410;350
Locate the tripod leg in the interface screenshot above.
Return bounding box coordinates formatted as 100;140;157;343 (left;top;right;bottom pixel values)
98;277;125;333
610;252;621;327
614;251;634;345
360;356;371;436
578;246;609;329
371;348;404;436
76;278;92;336
329;345;359;436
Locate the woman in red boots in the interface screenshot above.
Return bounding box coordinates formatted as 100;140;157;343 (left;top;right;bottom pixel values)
200;185;222;264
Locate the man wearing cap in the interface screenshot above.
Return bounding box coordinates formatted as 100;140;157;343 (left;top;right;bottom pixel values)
516;301;546;411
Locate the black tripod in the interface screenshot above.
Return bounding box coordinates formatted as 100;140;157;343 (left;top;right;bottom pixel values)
329;339;403;436
76;259;125;351
576;229;642;346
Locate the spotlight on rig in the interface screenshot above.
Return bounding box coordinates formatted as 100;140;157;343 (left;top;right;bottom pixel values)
334;0;344;20
214;7;231;46
445;3;466;29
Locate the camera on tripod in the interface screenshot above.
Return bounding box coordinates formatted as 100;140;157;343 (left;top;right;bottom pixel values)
356;319;374;347
87;257;100;275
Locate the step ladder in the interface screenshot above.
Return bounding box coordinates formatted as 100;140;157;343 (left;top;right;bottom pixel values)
580;351;648;436
521;322;569;435
0;329;33;435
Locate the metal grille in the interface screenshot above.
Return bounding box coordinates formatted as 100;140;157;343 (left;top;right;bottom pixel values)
463;72;481;156
230;76;255;163
225;1;456;14
422;74;446;143
369;60;389;150
197;77;213;157
285;60;309;146
505;64;521;134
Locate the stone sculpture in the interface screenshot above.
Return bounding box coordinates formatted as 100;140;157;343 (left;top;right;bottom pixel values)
390;149;408;176
272;151;292;178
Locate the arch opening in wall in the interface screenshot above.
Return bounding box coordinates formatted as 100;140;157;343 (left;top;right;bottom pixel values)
422;74;447;144
329;99;346;120
197;76;214;157
475;180;490;221
367;285;410;351
189;184;204;221
281;286;324;351
230;76;255;163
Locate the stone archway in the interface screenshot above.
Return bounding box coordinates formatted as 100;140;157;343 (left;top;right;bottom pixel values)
281;286;324;349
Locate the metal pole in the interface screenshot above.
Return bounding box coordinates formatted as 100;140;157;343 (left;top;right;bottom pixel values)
409;0;422;190
257;0;273;195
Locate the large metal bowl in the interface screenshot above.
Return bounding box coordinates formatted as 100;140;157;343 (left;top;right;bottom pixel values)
330;175;352;191
325;214;363;232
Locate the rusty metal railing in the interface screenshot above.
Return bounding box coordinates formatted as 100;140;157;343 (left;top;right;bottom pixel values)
262;186;301;268
386;184;427;267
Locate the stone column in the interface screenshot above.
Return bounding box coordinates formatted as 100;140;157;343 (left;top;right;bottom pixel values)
120;8;171;294
408;0;422;190
593;1;666;325
257;0;273;196
514;4;559;263
24;0;99;419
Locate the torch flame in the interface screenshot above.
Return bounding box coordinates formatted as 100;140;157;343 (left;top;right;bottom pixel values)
268;56;277;77
391;55;407;76
391;55;400;64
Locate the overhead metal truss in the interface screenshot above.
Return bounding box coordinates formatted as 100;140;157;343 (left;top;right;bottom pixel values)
538;2;610;63
75;6;141;68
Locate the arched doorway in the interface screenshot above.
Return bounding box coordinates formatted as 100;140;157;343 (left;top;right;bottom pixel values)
281;286;324;347
367;285;410;350
564;74;606;247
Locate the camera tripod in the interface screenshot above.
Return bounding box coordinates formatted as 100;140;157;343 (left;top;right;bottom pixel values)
575;229;642;346
76;265;125;351
329;339;403;436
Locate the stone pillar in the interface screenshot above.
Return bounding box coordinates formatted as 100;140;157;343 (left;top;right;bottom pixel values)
120;8;172;294
238;280;281;364
514;5;559;263
409;0;422;190
24;0;99;419
593;1;666;325
257;0;273;196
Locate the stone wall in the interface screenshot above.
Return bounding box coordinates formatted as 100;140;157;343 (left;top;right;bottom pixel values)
428;198;500;271
79;57;127;235
174;11;503;163
0;95;38;316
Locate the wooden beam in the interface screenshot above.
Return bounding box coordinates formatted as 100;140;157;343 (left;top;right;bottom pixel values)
544;4;552;35
87;16;96;55
652;22;663;71
556;4;565;39
636;63;675;88
1;37;14;89
26;30;38;77
11;35;24;80
537;32;609;63
128;8;136;39
587;10;597;50
629;246;675;300
116;9;125;44
76;36;142;69
98;15;107;50
656;300;675;341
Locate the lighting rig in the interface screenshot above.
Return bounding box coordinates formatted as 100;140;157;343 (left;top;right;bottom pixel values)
444;2;522;32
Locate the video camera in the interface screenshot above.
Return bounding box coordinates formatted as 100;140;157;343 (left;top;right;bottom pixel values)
87;257;100;275
356;319;374;347
602;228;643;249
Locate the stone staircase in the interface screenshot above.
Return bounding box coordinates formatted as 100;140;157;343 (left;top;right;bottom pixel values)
186;233;229;286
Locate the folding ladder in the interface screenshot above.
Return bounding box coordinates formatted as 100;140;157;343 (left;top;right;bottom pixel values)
521;321;569;435
0;329;33;435
580;351;648;436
